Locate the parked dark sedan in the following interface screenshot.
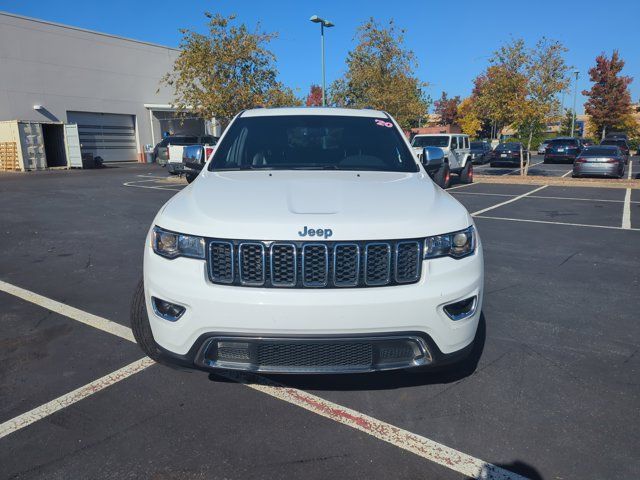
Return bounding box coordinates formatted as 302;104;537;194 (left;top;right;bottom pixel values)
544;137;582;163
489;142;526;167
600;138;630;163
573;146;625;178
470;141;492;164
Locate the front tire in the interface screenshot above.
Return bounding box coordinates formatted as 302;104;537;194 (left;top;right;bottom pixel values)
459;162;473;184
433;163;450;189
130;280;162;361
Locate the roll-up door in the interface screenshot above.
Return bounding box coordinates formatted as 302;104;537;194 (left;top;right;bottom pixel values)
66;112;137;162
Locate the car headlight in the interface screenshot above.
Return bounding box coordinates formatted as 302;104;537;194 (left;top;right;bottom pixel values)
152;226;205;259
424;226;476;259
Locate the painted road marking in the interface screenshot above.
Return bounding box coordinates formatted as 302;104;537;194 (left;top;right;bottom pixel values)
123;180;183;191
622;161;633;229
561;170;573;178
0;280;523;480
0;357;154;440
471;185;548;216
229;372;526;480
446;182;477;191
475;215;640;232
0;280;134;342
503;160;543;176
452;191;639;204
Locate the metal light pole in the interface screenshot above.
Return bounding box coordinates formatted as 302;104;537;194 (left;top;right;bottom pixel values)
310;15;334;106
570;70;579;137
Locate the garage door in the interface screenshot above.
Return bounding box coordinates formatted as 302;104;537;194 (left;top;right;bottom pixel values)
66;112;137;162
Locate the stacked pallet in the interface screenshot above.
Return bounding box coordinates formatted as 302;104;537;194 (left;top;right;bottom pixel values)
0;142;19;171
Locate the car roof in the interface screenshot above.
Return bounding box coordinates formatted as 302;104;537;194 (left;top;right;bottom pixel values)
240;107;388;118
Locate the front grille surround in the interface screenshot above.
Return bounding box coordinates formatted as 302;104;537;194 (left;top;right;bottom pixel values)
207;238;424;289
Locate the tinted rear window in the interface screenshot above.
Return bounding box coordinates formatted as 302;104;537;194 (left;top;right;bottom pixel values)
549;139;578;146
582;147;618;156
470;142;484;148
601;140;626;146
412;136;449;148
210;115;418;172
496;143;521;151
167;136;199;144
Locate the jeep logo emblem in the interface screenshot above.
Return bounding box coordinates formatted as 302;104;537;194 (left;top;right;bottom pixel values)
298;226;333;239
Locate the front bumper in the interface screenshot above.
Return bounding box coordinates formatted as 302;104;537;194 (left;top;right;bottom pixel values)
143;236;484;372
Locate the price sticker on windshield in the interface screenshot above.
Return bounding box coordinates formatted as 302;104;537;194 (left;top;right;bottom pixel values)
374;119;393;128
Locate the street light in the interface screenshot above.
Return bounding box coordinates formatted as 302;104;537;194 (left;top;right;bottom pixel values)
570;70;579;137
310;15;334;107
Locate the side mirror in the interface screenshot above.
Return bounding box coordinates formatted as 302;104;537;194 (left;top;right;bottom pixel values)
421;147;445;172
182;145;204;171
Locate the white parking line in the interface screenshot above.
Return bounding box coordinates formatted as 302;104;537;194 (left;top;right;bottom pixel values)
0;357;154;440
123;180;183;191
0;280;523;480
452;191;638;204
561;170;573;178
446;182;477;191
475;215;640;231
471;185;548;216
622;161;633;229
0;280;134;342
501;160;543;176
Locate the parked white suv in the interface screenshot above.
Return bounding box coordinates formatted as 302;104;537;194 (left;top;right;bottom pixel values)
132;108;484;374
411;134;474;188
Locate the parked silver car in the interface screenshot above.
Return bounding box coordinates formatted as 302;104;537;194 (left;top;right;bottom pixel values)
537;140;551;155
573;146;625;178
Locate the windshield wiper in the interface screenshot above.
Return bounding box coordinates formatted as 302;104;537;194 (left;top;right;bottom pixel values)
290;165;339;170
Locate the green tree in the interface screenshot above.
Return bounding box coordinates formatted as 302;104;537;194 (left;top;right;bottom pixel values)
330;18;430;129
558;109;575;136
582;50;634;139
161;13;300;124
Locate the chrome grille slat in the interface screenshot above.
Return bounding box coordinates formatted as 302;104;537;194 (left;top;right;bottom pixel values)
208;241;234;284
302;244;329;287
207;239;421;288
270;243;297;287
333;243;360;287
395;241;421;283
364;243;392;286
238;242;265;286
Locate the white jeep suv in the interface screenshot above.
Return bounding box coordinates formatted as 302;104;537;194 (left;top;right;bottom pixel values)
411;134;474;188
132;108;484;374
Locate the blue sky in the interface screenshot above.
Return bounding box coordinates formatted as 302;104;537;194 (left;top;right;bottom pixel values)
2;0;639;113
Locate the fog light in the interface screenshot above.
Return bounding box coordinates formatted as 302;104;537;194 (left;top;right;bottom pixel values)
151;297;186;321
443;296;477;321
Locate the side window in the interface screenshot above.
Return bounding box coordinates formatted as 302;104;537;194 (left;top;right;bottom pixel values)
450;136;458;149
464;137;469;149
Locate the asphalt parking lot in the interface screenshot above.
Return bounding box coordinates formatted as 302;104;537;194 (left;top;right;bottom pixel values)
1;163;639;480
474;154;635;178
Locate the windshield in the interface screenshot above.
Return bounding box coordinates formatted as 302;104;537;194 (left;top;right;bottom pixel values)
581;147;618;156
167;136;199;145
412;136;449;148
549;139;578;147
210;115;418;172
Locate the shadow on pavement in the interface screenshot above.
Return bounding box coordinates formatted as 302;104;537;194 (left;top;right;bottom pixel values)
209;314;487;391
467;460;543;480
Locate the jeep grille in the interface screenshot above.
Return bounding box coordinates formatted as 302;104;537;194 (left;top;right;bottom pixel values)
207;239;422;288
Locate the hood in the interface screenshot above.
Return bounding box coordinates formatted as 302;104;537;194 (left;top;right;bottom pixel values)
156;170;472;241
